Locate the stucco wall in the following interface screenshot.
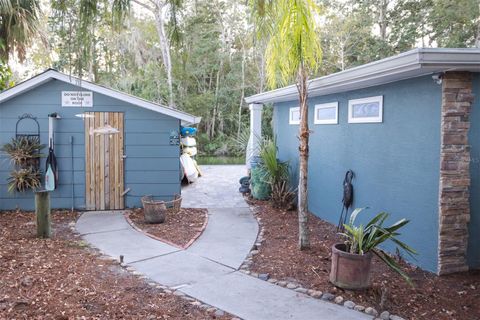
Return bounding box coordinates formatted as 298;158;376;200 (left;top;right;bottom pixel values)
468;72;480;269
0;79;180;210
273;75;442;272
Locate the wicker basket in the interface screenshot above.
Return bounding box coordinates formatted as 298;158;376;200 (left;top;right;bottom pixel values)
141;194;182;224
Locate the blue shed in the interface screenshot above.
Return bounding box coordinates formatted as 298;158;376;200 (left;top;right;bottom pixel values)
0;69;200;211
245;48;480;275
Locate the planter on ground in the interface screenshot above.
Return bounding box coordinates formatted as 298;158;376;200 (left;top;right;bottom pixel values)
330;243;372;290
141;194;182;224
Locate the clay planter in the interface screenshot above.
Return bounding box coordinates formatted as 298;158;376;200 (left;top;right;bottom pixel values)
330;243;373;290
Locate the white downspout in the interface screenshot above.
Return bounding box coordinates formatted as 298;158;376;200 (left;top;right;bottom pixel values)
246;103;263;168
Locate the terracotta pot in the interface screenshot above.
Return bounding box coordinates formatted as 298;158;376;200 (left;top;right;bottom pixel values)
330;243;373;290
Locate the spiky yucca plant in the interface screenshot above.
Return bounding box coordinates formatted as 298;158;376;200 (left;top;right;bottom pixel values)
7;167;42;193
340;208;417;285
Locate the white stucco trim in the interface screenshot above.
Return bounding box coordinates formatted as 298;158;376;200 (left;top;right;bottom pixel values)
245;48;480;104
0;69;201;125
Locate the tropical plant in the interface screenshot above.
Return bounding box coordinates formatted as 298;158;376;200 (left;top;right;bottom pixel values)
339;207;417;284
1;136;44;167
7;167;42;193
258;138;296;209
1;136;45;193
0;0;42;62
251;0;323;249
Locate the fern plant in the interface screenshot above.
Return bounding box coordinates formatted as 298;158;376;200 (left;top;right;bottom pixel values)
340;208;417;285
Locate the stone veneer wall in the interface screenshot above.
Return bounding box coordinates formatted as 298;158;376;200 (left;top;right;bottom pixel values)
438;72;475;275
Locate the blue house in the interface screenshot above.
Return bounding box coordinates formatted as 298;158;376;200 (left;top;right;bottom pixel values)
0;69;200;211
245;48;480;275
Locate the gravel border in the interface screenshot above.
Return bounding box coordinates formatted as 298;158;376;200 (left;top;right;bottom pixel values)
239;203;406;320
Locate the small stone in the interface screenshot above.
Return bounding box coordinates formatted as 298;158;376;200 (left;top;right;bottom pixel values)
164;289;172;294
200;304;210;310
251;250;259;255
250;272;259;278
267;278;277;284
148;282;156;287
190;301;201;306
354;305;365;312
365;307;379;316
343;301;355;309
294;287;308;294
214;310;225;317
207;307;216;313
277;281;287;287
286;283;298;289
380;311;390;319
389;316;405;320
258;273;269;281
310;290;323;299
334;296;344;304
321;293;335;301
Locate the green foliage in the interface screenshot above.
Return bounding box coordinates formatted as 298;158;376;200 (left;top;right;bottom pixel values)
7;167;42;193
340;208;417;285
0;62;14;90
0;0;41;62
258;138;296;208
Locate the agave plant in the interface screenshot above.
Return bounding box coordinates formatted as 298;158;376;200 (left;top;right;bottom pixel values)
340;208;417;284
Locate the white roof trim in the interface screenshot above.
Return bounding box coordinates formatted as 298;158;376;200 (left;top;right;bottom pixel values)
0;69;201;125
245;48;480;104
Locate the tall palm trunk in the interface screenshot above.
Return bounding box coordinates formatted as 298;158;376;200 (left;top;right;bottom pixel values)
297;64;309;250
153;3;175;107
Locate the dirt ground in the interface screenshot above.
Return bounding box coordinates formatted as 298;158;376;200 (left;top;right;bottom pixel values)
128;208;207;248
0;210;230;319
247;200;480;320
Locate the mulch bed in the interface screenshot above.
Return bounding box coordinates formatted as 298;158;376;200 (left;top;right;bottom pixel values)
0;210;230;319
127;208;208;248
247;199;480;320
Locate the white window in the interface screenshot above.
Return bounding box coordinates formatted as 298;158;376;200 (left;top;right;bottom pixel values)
314;102;338;124
348;96;383;123
289;107;300;125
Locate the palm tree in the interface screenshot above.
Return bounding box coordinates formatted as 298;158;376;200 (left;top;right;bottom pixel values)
0;0;41;62
252;0;322;249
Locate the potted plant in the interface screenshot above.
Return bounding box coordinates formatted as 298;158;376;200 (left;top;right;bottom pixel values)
330;208;416;289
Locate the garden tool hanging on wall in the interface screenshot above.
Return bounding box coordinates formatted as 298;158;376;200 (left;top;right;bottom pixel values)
337;170;354;232
45;113;60;191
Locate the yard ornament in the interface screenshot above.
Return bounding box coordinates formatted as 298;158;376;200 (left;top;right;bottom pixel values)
337;170;354;232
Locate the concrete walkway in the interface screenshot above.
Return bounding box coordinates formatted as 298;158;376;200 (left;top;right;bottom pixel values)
76;165;371;320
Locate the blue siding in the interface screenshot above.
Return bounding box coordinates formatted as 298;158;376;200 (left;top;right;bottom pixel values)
274;75;442;272
468;72;480;269
0;79;181;210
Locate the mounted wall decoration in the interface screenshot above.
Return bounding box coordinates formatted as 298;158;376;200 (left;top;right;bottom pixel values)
348;96;383;123
314;102;338;125
170;130;180;146
62;91;93;107
289;107;300;125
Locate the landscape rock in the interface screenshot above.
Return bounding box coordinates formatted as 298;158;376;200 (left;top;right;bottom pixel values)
343;301;355;309
380;311;390;319
267;278;277;284
294;287;308;294
258;273;269;281
389;316;405;320
365;307;379;316
309;290;323;299
214;310;225;317
277;281;287;287
286;283;298;289
354;305;365;312
334;296;344;304
321;293;335;301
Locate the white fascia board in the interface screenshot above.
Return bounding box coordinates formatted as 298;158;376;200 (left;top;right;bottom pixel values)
246;48;480;105
0;69;201;125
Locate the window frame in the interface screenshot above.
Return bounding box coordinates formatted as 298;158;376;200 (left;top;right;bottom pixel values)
314;102;339;125
289;107;301;125
348;95;383;124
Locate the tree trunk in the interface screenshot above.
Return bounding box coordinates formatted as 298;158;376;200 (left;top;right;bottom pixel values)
153;2;175;107
297;65;310;250
35;191;51;238
237;45;246;139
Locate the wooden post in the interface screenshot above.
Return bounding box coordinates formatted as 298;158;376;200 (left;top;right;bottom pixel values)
35;191;51;238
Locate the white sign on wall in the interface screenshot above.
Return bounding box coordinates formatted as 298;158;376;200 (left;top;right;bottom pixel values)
62;91;93;107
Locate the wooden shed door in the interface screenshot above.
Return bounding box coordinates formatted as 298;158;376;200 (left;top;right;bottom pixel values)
84;112;125;210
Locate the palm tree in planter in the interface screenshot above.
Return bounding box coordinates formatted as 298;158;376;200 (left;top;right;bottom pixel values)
330;208;417;290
